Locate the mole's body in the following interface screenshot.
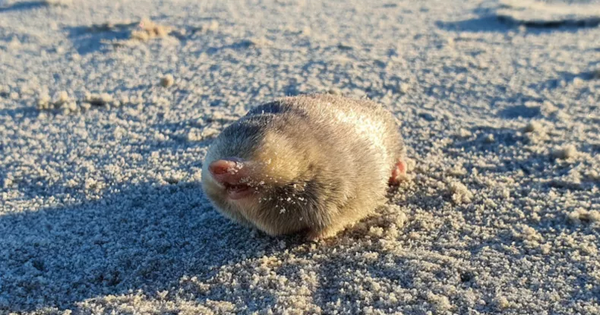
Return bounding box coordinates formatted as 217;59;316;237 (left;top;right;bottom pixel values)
201;94;407;240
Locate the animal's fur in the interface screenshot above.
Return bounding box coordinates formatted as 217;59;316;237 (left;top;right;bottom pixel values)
201;94;406;240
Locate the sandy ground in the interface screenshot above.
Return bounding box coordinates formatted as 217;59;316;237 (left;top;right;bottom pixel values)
1;0;599;314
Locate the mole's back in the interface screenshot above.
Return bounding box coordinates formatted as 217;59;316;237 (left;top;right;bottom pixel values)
246;94;405;170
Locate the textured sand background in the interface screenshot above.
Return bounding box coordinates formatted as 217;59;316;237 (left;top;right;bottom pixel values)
1;0;600;314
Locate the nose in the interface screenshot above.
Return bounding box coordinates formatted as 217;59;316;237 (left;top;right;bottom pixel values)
209;159;239;175
208;158;249;185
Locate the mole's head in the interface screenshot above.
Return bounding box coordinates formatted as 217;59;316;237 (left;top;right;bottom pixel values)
201;117;314;227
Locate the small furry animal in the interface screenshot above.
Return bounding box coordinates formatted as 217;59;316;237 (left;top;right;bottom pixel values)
201;94;407;240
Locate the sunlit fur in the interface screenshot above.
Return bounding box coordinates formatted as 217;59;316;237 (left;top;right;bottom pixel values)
201;94;406;239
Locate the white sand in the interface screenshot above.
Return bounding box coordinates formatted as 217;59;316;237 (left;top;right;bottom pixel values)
1;0;599;314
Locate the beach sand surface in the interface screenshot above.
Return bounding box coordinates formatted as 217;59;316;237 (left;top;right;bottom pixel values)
1;0;599;313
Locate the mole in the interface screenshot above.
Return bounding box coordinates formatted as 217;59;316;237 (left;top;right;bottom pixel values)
201;94;407;240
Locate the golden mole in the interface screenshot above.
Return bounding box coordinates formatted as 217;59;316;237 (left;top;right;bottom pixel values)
201;94;407;240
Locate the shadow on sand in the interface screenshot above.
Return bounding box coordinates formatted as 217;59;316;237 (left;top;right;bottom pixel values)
63;25;132;55
0;181;286;312
0;1;48;13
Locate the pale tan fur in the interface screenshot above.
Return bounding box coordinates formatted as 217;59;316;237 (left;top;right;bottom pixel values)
201;94;406;240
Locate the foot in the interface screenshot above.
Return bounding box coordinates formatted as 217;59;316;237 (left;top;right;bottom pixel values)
389;159;407;185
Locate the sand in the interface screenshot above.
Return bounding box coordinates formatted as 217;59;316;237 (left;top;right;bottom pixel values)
1;0;599;314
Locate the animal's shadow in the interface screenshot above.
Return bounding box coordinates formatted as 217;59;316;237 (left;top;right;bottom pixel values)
0;181;290;312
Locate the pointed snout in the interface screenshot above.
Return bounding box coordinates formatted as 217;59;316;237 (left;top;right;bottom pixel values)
208;158;249;185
